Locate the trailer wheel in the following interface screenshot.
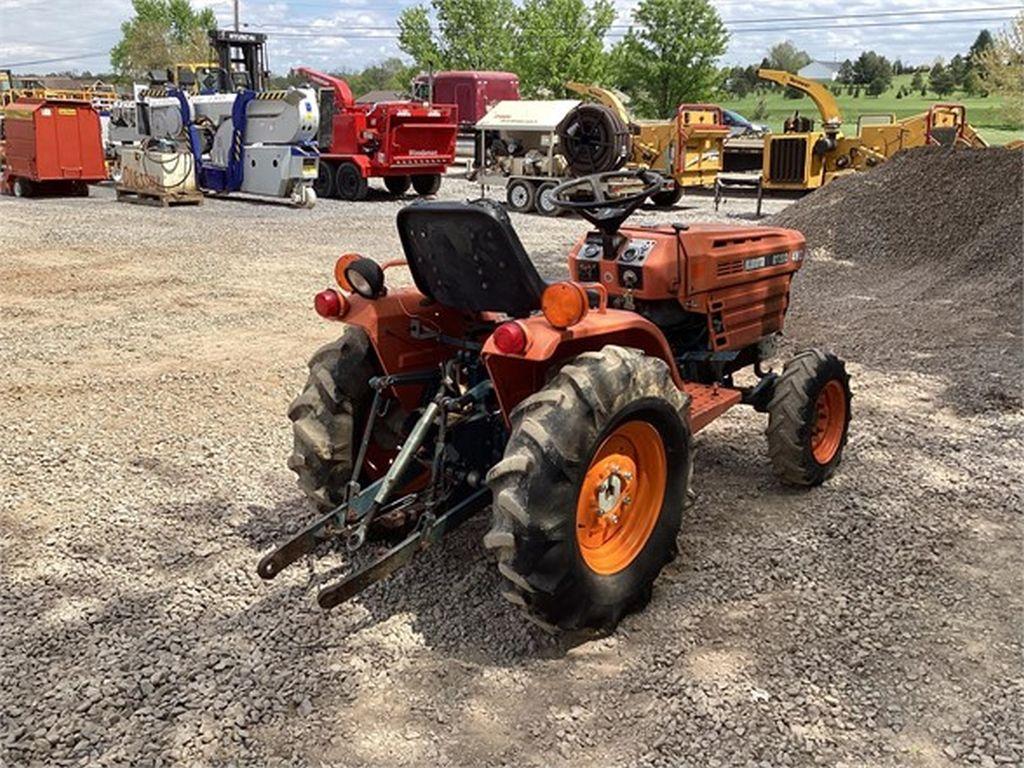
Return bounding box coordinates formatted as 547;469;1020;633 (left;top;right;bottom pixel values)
74;182;90;197
767;349;852;486
485;346;693;632
12;178;32;198
649;186;683;207
384;175;411;195
411;173;442;196
335;162;369;201
506;179;535;213
314;163;335;199
535;181;562;216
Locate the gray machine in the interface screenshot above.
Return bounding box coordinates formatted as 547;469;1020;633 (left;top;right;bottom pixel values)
123;86;320;207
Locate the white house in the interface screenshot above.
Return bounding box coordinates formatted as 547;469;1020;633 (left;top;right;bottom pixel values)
798;61;843;81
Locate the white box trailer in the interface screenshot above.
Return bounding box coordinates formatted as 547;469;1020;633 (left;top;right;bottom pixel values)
474;99;580;216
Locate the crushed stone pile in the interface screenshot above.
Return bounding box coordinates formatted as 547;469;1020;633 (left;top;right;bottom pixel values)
769;146;1023;413
771;146;1023;301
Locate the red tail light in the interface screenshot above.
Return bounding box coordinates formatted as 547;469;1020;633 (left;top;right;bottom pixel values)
314;289;347;319
493;321;527;354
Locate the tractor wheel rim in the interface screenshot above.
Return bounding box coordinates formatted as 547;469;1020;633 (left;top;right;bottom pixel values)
811;379;846;464
510;186;528;207
575;420;667;575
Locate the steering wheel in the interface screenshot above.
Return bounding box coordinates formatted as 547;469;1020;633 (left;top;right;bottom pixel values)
549;170;665;231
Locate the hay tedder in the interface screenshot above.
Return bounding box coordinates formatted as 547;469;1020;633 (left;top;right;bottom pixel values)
259;171;852;630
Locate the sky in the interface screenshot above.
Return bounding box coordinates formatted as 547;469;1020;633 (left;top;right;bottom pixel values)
0;0;1017;75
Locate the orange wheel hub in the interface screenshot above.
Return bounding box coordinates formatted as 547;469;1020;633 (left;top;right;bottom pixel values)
811;379;846;464
575;421;667;575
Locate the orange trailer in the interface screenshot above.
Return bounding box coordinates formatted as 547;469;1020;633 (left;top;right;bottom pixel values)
1;97;107;197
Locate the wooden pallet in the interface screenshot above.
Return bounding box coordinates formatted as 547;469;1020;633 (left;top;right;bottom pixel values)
115;185;203;207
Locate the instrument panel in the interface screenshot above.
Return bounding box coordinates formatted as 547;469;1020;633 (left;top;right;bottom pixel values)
574;235;658;291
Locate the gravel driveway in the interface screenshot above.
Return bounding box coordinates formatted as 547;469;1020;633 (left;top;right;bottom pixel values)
1;176;1020;767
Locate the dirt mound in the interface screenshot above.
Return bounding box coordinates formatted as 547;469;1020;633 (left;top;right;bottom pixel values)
770;146;1023;413
771;146;1023;300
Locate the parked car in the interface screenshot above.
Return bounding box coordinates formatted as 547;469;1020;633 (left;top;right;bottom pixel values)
722;108;768;137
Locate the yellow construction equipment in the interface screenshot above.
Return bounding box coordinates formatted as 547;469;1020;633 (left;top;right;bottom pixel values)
564;82;728;201
0;71;117;112
756;68;988;191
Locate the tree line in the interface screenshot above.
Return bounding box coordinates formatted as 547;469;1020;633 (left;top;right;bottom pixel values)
101;0;1024;128
397;0;727;118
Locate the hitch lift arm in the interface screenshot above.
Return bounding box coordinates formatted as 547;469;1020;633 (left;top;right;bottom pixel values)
257;375;494;606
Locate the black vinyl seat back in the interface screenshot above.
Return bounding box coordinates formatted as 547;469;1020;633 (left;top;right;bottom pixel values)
396;199;546;317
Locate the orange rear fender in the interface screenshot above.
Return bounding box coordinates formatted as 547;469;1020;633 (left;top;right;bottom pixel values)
328;287;471;411
482;309;683;421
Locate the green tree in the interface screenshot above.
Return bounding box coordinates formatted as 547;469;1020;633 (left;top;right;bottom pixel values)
978;12;1024;127
609;0;728;118
110;0;216;79
514;0;614;97
962;69;984;97
949;54;968;87
910;70;925;92
723;64;759;97
929;61;955;97
837;59;855;83
347;58;417;97
866;75;887;96
851;50;892;87
968;29;995;65
764;40;811;73
398;0;518;71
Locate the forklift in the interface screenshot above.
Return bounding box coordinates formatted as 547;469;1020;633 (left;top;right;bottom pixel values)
148;29;270;95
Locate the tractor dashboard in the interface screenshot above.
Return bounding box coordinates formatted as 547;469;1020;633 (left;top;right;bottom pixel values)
570;228;678;297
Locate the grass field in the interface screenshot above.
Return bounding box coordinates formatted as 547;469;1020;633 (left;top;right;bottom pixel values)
719;74;1023;146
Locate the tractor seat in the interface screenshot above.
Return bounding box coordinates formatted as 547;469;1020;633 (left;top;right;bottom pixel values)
396;199;547;318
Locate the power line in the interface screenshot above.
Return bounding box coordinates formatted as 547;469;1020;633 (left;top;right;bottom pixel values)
241;4;1021;31
252;15;1014;39
0;50;110;68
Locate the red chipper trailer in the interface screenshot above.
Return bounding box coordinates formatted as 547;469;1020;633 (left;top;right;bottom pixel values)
297;67;458;201
2;97;107;197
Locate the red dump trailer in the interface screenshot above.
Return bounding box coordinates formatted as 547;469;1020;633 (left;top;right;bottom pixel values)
2;97;107;197
298;67;458;201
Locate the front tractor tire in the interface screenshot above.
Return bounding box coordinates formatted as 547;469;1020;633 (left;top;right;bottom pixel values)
287;327;377;511
767;349;852;486
485;346;693;632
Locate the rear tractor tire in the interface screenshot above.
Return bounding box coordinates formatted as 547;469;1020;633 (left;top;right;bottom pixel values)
767;349;852;486
287;327;378;511
485;346;693;632
335;162;369;201
411;173;442;196
384;175;412;195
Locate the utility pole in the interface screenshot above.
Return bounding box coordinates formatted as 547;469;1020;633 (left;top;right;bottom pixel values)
234;0;239;31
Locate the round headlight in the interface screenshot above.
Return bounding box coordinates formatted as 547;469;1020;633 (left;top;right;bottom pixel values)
343;258;386;299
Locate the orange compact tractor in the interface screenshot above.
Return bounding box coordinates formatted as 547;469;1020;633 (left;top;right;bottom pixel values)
259;171;852;631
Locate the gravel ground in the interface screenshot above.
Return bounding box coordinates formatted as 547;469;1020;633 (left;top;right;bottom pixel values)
1;174;1021;767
